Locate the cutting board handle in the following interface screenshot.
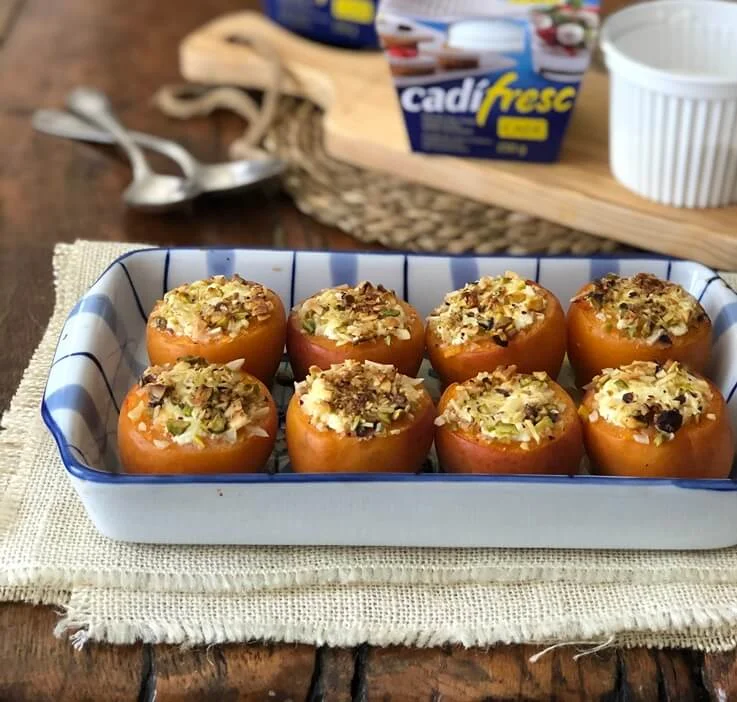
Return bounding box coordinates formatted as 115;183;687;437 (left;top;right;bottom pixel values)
180;12;386;110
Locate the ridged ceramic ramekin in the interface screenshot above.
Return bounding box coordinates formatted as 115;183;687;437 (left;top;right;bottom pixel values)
601;0;737;208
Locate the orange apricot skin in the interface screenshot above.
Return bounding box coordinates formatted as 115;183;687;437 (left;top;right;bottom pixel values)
117;376;278;476
286;299;425;381
581;379;734;479
425;287;567;385
566;288;712;387
435;380;583;475
285;391;435;473
146;290;287;385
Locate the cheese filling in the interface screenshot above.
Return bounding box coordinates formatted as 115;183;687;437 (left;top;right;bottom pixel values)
294;360;425;437
127;357;270;448
427;272;546;347
584;360;713;446
435;367;566;448
571;273;706;345
151;275;274;343
296;282;411;346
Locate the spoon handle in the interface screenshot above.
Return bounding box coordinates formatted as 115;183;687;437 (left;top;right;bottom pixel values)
66;87;152;182
32;109;199;178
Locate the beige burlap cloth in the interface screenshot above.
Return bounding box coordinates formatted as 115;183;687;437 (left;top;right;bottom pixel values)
4;239;737;651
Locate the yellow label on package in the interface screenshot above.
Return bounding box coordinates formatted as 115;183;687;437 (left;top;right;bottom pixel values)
332;0;375;24
376;0;600;162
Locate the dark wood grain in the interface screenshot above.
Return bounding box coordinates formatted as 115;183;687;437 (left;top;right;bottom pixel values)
152;643;317;702
703;650;737;701
0;603;144;702
0;0;735;698
0;0;22;43
359;645;718;701
362;645;619;701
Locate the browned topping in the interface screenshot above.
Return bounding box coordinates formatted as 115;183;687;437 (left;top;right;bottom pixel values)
127;357;271;447
571;273;706;345
435;366;566;448
427;272;547;347
583;360;713;446
296;282;411;346
294;360;426;437
151;275;275;342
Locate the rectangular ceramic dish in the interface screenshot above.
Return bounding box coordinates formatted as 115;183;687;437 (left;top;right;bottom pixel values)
42;247;737;548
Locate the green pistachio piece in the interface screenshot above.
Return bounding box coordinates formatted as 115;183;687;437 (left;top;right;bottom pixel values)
166;419;189;436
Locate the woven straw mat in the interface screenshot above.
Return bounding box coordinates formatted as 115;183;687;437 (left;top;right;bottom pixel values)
153;87;627;257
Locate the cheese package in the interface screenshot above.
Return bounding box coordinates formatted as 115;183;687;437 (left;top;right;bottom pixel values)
375;0;600;162
263;0;380;49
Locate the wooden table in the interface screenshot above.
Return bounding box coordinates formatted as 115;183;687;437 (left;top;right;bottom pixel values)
2;0;737;699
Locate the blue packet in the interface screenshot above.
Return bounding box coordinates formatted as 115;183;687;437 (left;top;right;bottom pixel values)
263;0;380;49
376;0;600;162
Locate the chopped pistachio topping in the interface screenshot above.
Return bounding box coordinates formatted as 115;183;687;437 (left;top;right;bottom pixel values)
435;366;566;446
571;273;706;345
128;357;271;448
294;360;425;437
427;272;547;347
586;360;712;445
151;275;275;343
296;282;411;346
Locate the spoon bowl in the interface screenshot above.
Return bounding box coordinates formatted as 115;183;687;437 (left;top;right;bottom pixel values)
65;87;202;212
122;174;200;212
197;159;286;194
32;109;286;203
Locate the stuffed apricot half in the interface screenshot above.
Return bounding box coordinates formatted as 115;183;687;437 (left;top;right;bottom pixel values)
434;366;583;475
118;357;278;475
287;281;424;381
146;275;287;385
567;272;711;386
580;360;733;479
425;272;566;385
285;359;435;473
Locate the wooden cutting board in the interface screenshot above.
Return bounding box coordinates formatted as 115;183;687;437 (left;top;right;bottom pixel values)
180;12;737;268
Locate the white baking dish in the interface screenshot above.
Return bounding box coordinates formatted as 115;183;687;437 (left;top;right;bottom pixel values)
42;247;737;548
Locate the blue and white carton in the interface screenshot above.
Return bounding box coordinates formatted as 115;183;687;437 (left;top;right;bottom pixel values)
376;0;600;162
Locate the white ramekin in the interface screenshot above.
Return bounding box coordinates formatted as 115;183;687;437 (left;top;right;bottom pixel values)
601;0;737;208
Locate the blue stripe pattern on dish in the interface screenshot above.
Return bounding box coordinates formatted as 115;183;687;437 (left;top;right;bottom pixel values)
713;301;737;342
52;352;121;413
163;249;171;295
590;259;620;281
67;443;90;465
698;275;722;303
67;293;145;378
450;257;479;291
206;249;235;278
118;262;147;322
45;384;105;447
329;252;358;286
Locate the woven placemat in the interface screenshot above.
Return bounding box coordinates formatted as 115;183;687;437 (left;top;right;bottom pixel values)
3;239;737;651
154;88;627;256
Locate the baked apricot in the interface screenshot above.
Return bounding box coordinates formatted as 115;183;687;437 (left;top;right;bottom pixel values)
287;281;424;381
425;272;566;385
567;272;711;387
434;366;583;475
118;357;277;475
580;360;733;479
146;275;287;385
285;359;435;473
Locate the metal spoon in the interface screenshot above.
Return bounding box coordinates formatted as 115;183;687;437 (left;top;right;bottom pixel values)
65;87;200;212
32;109;286;196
